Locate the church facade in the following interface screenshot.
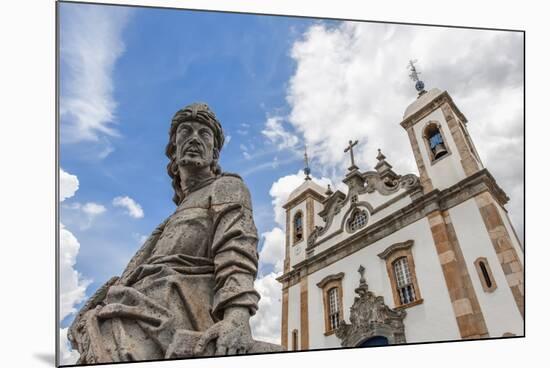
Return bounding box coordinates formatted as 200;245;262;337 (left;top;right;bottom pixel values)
277;85;524;350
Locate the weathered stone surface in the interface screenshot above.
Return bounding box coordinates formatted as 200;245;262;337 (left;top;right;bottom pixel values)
68;103;283;364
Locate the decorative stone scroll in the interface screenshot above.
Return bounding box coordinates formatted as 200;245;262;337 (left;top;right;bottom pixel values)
335;266;406;347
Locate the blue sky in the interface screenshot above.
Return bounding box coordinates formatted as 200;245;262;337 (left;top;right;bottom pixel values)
60;2;318;327
58;2;524;363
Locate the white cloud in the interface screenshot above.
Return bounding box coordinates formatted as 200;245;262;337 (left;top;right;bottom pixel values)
59;327;80;365
113;195;144;219
250;271;282;344
225;135;232;145
60;168;79;202
260;227;285;273
82;202;106;216
60;224;91;321
60;4;131;143
261;116;299;150
281;21;523;240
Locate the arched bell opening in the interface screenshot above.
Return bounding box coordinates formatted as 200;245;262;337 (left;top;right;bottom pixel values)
423;122;448;161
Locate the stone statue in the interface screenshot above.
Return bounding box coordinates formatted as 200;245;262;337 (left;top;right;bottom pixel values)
68;103;283;364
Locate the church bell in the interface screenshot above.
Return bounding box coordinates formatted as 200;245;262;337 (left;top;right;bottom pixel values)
432;143;448;159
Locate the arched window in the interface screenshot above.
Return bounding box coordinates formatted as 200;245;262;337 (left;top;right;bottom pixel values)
316;272;344;335
474;257;497;292
328;287;341;331
293;211;303;244
378;240;422;308
347;209;368;232
392;257;417;305
423;122;449;161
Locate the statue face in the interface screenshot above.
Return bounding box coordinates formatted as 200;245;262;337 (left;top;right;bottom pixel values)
175;121;217;169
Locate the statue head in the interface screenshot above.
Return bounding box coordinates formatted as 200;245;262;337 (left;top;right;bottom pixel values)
166;102;225;205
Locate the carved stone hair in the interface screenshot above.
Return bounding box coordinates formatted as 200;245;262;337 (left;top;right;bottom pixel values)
165;102;225;205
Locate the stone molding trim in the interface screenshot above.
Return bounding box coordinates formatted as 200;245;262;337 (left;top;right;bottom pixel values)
283;188;325;210
277;169;510;290
474;257;497;293
428;210;489;339
317;274;345;335
299;277;310;349
291;329;299;351
378;240;423;308
281;288;289;349
377;240;414;260
335;277;406;346
316;272;345;289
284;208;291;273
400;90;468;131
474;192;524;318
441;102;481;176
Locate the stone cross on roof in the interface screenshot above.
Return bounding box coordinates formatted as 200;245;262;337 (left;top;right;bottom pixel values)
344;139;359;172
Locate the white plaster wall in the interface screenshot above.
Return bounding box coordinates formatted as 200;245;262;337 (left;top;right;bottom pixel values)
495;202;524;265
449;199;524;336
413;108;467;190
368;196;412;224
305;217;461;348
287;283;301;348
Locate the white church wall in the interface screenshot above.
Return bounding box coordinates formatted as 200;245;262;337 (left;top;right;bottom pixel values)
449;199;524;336
287;282;301;348
413;108;467;190
495;202;524;264
368;195;412;225
306;217;460;348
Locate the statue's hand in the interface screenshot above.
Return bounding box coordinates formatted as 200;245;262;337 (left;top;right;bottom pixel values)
194;307;253;356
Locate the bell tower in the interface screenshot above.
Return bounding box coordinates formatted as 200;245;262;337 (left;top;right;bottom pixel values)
401;60;484;193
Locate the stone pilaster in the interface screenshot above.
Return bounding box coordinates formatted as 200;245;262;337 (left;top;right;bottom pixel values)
428;211;489;338
281;287;289;349
441;103;481;176
284;208;290;273
407;126;433;193
306;197;314;238
475;192;524;318
299;276;309;349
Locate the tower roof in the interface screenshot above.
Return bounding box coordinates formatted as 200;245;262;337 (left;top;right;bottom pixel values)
403;87;444;120
286;179;326;204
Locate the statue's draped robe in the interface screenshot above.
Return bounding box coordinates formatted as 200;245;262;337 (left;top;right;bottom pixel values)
69;174;260;363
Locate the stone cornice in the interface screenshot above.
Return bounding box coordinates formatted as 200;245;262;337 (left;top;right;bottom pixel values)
316;272;345;289
283;188;325;210
277;168;509;286
377;240;414;260
400;90;468;130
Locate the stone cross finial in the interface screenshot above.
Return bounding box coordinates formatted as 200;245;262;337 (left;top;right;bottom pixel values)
344;139;359;171
304;146;311;181
358;265;366;285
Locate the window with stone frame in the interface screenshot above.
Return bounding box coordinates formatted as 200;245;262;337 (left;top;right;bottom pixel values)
293;211;304;244
347;208;368;232
377;240;423;308
316;273;345;335
393;257;416;305
474;257;497;293
423;121;450;163
291;329;299;351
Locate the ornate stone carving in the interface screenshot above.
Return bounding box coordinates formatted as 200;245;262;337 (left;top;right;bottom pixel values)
335;266;406;347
